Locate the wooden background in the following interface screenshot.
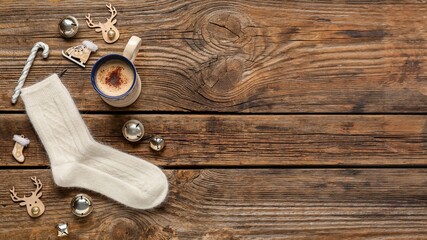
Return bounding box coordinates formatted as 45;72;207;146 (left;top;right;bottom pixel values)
1;0;427;239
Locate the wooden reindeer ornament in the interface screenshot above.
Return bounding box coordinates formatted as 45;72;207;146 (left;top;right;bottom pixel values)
10;176;45;218
86;3;120;43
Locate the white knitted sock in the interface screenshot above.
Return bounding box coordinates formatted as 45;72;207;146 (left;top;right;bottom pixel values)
20;74;168;209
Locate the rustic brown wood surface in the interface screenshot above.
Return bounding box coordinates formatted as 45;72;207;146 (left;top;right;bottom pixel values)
0;0;426;239
0;114;426;167
1;169;427;239
1;0;427;112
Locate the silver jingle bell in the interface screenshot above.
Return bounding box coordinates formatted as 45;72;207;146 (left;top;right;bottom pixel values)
71;194;93;217
149;135;165;151
122;120;144;142
58;15;79;38
56;222;69;237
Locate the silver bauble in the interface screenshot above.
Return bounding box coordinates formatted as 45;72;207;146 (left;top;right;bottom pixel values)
71;194;93;217
122;120;144;142
149;135;165;151
58;16;79;38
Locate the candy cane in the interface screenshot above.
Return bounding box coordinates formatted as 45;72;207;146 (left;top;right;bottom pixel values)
11;42;49;104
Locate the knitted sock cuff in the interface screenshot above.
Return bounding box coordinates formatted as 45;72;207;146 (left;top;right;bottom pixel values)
21;74;67;107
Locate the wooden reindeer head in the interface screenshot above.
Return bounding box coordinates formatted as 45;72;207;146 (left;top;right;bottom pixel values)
86;3;120;43
10;176;45;218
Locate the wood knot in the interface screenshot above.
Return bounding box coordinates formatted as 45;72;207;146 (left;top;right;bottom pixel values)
97;217;141;239
143;225;178;240
187;8;266;101
207;13;243;43
194;9;254;53
202;56;245;93
97;218;178;240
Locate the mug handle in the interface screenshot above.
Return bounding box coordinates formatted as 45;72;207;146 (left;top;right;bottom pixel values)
123;36;142;63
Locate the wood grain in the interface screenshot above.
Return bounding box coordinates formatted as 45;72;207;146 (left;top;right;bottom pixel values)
0;169;426;239
1;0;426;239
1;114;426;167
0;0;427;112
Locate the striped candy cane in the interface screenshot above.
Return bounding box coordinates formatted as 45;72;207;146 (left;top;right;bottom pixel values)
11;42;49;104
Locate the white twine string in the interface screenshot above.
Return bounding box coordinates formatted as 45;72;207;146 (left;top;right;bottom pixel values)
11;42;49;104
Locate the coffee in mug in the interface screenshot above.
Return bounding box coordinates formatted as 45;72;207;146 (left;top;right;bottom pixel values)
95;59;134;96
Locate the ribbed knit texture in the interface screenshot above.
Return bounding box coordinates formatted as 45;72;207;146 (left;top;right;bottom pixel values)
20;74;168;209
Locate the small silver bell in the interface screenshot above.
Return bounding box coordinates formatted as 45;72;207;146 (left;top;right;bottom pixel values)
122;120;144;142
149;135;165;151
58;16;79;38
56;222;69;237
71;194;93;217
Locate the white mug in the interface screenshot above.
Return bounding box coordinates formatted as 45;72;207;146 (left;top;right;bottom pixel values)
91;36;142;107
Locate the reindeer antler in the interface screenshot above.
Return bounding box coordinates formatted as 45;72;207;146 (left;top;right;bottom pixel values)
85;14;100;28
106;3;117;22
31;176;43;196
9;187;25;202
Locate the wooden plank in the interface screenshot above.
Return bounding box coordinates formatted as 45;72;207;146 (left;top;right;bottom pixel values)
1;1;427;112
0;169;426;239
1;114;426;167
